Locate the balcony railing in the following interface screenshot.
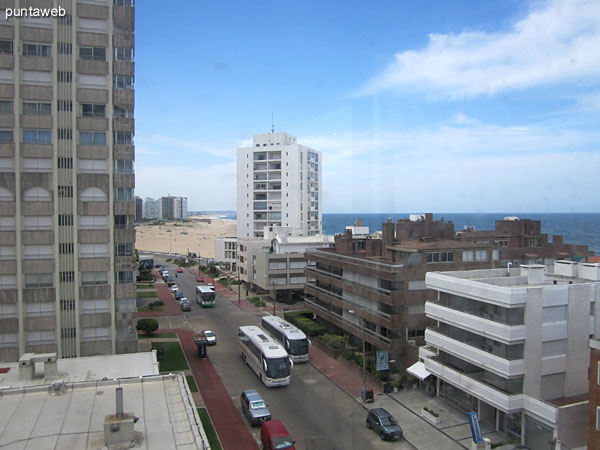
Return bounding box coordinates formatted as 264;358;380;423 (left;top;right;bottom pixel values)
306;249;405;274
305;266;393;299
305;284;391;320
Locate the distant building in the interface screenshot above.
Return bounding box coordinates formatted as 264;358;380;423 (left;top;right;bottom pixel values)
236;132;322;239
238;227;334;298
143;197;160;219
135;196;143;222
160;196;175;220
424;262;600;449
174;196;188;219
303;214;594;372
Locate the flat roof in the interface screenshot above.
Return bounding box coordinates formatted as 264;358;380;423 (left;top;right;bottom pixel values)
0;373;209;449
0;352;159;389
387;239;490;251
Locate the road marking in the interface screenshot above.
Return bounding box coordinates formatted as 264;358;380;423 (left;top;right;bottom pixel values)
303;378;317;384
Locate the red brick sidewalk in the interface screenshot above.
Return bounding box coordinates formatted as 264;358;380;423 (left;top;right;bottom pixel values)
137;270;182;317
309;343;381;399
168;328;258;450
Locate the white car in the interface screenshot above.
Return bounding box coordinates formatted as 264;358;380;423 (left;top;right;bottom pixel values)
207;283;215;290
170;284;178;292
202;329;216;345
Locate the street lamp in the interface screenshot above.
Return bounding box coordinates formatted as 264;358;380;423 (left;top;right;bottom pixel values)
349;309;367;401
237;262;241;305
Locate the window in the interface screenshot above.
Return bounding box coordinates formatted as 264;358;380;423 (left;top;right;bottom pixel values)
58;214;73;226
116;243;134;256
26;330;55;345
58;42;72;54
114;159;133;173
60;300;75;311
79;46;106;61
114;75;134;90
79;243;108;258
0;100;12;113
81;103;105;117
0;246;15;260
528;239;538;247
0;274;16;288
58;186;73;198
81;271;108;286
114;215;129;229
426;252;440;263
0;217;15;231
0;304;17;318
24;245;53;259
23;186;51;201
80;187;107;202
59;243;74;254
22;159;52;173
0;41;12;54
79;131;106;145
476;249;488;261
114;187;133;201
597;406;600;431
497;240;508;247
79;159;107;174
0;130;12;142
58;128;72;140
23;43;51;57
79;215;108;230
24;273;53;288
114;47;133;61
114;131;133;145
25;303;54;317
116;271;134;284
0;187;13;201
23;102;51;115
462;250;475;262
114;0;134;6
61;328;77;339
58;100;72;112
114;106;133;118
58;157;73;169
23;129;51;144
492;249;499;261
81;327;110;342
57;71;72;82
23;216;52;230
0;333;17;348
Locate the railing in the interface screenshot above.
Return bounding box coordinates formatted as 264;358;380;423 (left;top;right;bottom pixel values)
305;297;392;345
305;266;393;298
305;284;391;320
305;249;405;273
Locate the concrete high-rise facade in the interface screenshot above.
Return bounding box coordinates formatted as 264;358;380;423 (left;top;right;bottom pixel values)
0;1;137;361
142;196;159;219
236;132;322;239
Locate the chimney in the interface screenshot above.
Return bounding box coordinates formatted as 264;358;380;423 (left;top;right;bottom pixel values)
104;388;139;447
521;264;545;285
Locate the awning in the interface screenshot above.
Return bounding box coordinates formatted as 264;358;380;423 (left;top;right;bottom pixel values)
406;361;432;380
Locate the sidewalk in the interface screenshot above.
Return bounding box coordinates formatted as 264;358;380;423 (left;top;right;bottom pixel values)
137;270;182;317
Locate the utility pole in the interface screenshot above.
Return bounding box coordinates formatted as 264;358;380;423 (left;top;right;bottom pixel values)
272;279;276;316
237;263;241;305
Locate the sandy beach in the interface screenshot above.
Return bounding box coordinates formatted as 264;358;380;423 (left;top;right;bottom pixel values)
135;215;236;258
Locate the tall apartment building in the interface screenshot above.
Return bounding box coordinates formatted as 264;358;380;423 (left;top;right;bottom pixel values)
303;214;593;371
424;262;600;449
236;132;322;239
173;195;187;219
142;196;158;219
159;195;173;220
0;1;137;361
134;195;141;222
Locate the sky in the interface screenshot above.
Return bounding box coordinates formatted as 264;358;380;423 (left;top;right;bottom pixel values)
134;0;600;213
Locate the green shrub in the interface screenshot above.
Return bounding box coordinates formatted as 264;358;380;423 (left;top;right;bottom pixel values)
341;350;354;361
376;370;390;382
321;333;345;350
423;407;439;417
150;300;164;307
391;381;400;390
136;318;159;336
284;310;313;325
296;318;326;337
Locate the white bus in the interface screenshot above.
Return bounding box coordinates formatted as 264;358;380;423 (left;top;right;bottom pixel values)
238;326;292;387
261;315;310;363
196;285;216;307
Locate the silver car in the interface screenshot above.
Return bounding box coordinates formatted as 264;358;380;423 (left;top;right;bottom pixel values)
240;389;271;426
180;300;191;311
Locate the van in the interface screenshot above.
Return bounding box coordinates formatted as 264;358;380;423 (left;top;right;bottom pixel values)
260;420;295;450
240;389;271;426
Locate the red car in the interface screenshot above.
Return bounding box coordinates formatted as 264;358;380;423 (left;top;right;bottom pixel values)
196;276;203;282
177;267;183;273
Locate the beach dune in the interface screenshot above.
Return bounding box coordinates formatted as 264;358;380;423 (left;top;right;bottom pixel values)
135;215;236;258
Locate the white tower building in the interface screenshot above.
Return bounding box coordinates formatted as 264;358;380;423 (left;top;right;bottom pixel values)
236;132;321;239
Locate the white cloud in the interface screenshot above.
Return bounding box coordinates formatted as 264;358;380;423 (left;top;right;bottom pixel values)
359;0;600;98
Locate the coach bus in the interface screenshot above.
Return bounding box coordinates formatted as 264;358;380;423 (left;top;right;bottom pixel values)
238;326;292;387
195;285;216;307
261;315;310;363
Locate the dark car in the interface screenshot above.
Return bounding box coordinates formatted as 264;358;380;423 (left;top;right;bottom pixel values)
366;408;403;441
175;290;184;300
241;389;271;426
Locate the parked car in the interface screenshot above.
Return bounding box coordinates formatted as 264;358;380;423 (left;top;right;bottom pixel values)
166;277;175;287
177;267;184;273
366;408;403;441
175;290;184;300
180;300;191;311
196;276;203;282
162;271;170;280
207;283;214;290
202;329;216;345
260;420;295;450
241;389;271;426
170;284;178;292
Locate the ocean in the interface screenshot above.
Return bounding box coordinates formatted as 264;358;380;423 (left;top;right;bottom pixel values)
209;212;600;254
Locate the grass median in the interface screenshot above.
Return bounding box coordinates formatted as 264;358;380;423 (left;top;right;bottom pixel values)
152;341;189;372
197;408;223;450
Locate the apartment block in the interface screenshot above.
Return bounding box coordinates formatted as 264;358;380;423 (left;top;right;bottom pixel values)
236;132;322;239
589;338;600;449
424;262;600;449
214;236;237;271
303;214;593;373
0;0;137;361
134;195;141;222
142;196;158;219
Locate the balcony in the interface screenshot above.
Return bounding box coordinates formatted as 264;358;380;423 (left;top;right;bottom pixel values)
425;302;526;343
425;329;525;377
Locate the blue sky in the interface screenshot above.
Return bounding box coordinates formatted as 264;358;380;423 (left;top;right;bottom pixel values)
134;0;600;213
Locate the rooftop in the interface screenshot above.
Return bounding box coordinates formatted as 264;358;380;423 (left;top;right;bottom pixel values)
387;239;490;252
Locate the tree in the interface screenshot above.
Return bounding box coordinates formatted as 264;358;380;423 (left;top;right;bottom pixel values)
136;318;159;336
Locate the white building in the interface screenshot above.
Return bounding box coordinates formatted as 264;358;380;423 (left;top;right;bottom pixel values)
236;132;322;239
174;196;188;219
215;237;238;271
238;226;334;295
143;197;160;219
422;261;600;449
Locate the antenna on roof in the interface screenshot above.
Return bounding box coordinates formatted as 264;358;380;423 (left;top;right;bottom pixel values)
271;113;275;133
